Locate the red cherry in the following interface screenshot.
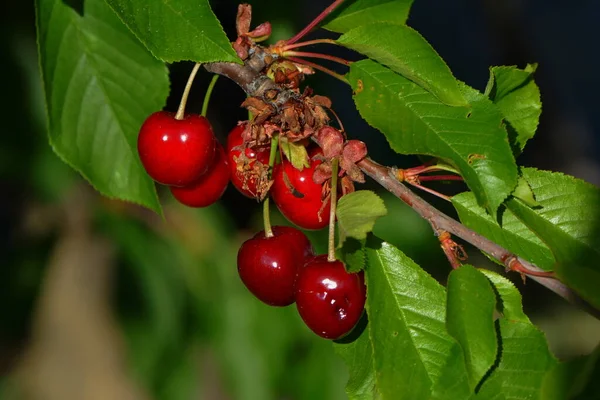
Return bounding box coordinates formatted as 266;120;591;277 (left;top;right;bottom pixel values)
170;143;230;207
295;255;366;339
138;111;216;186
237;226;313;306
226;124;270;198
271;150;330;230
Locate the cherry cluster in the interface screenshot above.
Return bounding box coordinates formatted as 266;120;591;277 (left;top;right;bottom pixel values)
137;111;230;208
229;119;366;339
137;110;367;339
136;2;372;340
238;226;366;339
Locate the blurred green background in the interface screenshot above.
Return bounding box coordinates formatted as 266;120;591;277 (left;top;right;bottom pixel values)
2;0;600;399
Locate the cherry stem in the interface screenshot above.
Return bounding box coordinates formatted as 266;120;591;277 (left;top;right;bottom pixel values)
404;163;461;177
201;74;220;117
175;63;201;120
327;107;346;134
417;174;464;182
407;181;452;201
282;38;338;51
286;0;347;45
263;134;280;238
286;57;349;84
328;158;340;262
283;51;351;66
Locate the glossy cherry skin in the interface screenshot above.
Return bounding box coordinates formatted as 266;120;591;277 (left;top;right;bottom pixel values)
237;226;313;306
138;111;216;186
295;255;366;339
226;124;270;198
271;150;330;230
170;143;230;207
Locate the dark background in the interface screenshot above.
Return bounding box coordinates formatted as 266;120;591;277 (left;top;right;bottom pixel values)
1;0;599;399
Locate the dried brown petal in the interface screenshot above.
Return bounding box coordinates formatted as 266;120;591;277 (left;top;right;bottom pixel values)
311;95;332;109
344;164;365;183
236;4;252;36
342;140;368;163
313;163;332;185
247;22;272;41
341;176;356;195
241;97;269;115
233;37;249;60
282;107;301;132
314;126;344;159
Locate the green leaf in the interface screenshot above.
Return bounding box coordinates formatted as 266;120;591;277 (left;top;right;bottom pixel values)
337;191;387;244
338;23;467;106
36;0;166;212
324;0;413;33
475;319;557;400
280;137;310;170
340;237;367;273
506;168;600;308
104;0;239;63
334;331;379;400
446;266;498;390
475;270;557;400
452;192;555;270
512;175;541;207
485;64;541;154
478;270;529;322
349;60;518;215
365;238;470;399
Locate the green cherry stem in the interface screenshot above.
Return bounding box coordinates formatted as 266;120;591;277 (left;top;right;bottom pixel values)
327;158;340;262
175;63;201;120
263;134;280;238
286;0;347;45
201;74;220;117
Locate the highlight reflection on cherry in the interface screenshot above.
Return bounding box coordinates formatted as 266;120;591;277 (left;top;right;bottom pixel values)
295;255;366;339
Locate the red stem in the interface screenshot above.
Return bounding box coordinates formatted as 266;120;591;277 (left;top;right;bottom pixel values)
284;51;351;66
286;57;348;84
407;181;452;201
418;175;464;182
404;163;443;176
286;0;347;45
282;38;338;51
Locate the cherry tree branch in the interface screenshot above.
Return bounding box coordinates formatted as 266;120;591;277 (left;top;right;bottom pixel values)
358;158;600;320
203;56;600;320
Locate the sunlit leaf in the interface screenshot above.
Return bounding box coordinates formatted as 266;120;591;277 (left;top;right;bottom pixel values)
36;0;166;212
349;60;518;215
446;266;497;390
506;168;600;308
104;0;239;63
324;0;413;33
485;64;541;154
334;330;379;400
337;191;387;244
452;192;555;270
338;23;467;106
364;238;470;399
475;270;557;399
